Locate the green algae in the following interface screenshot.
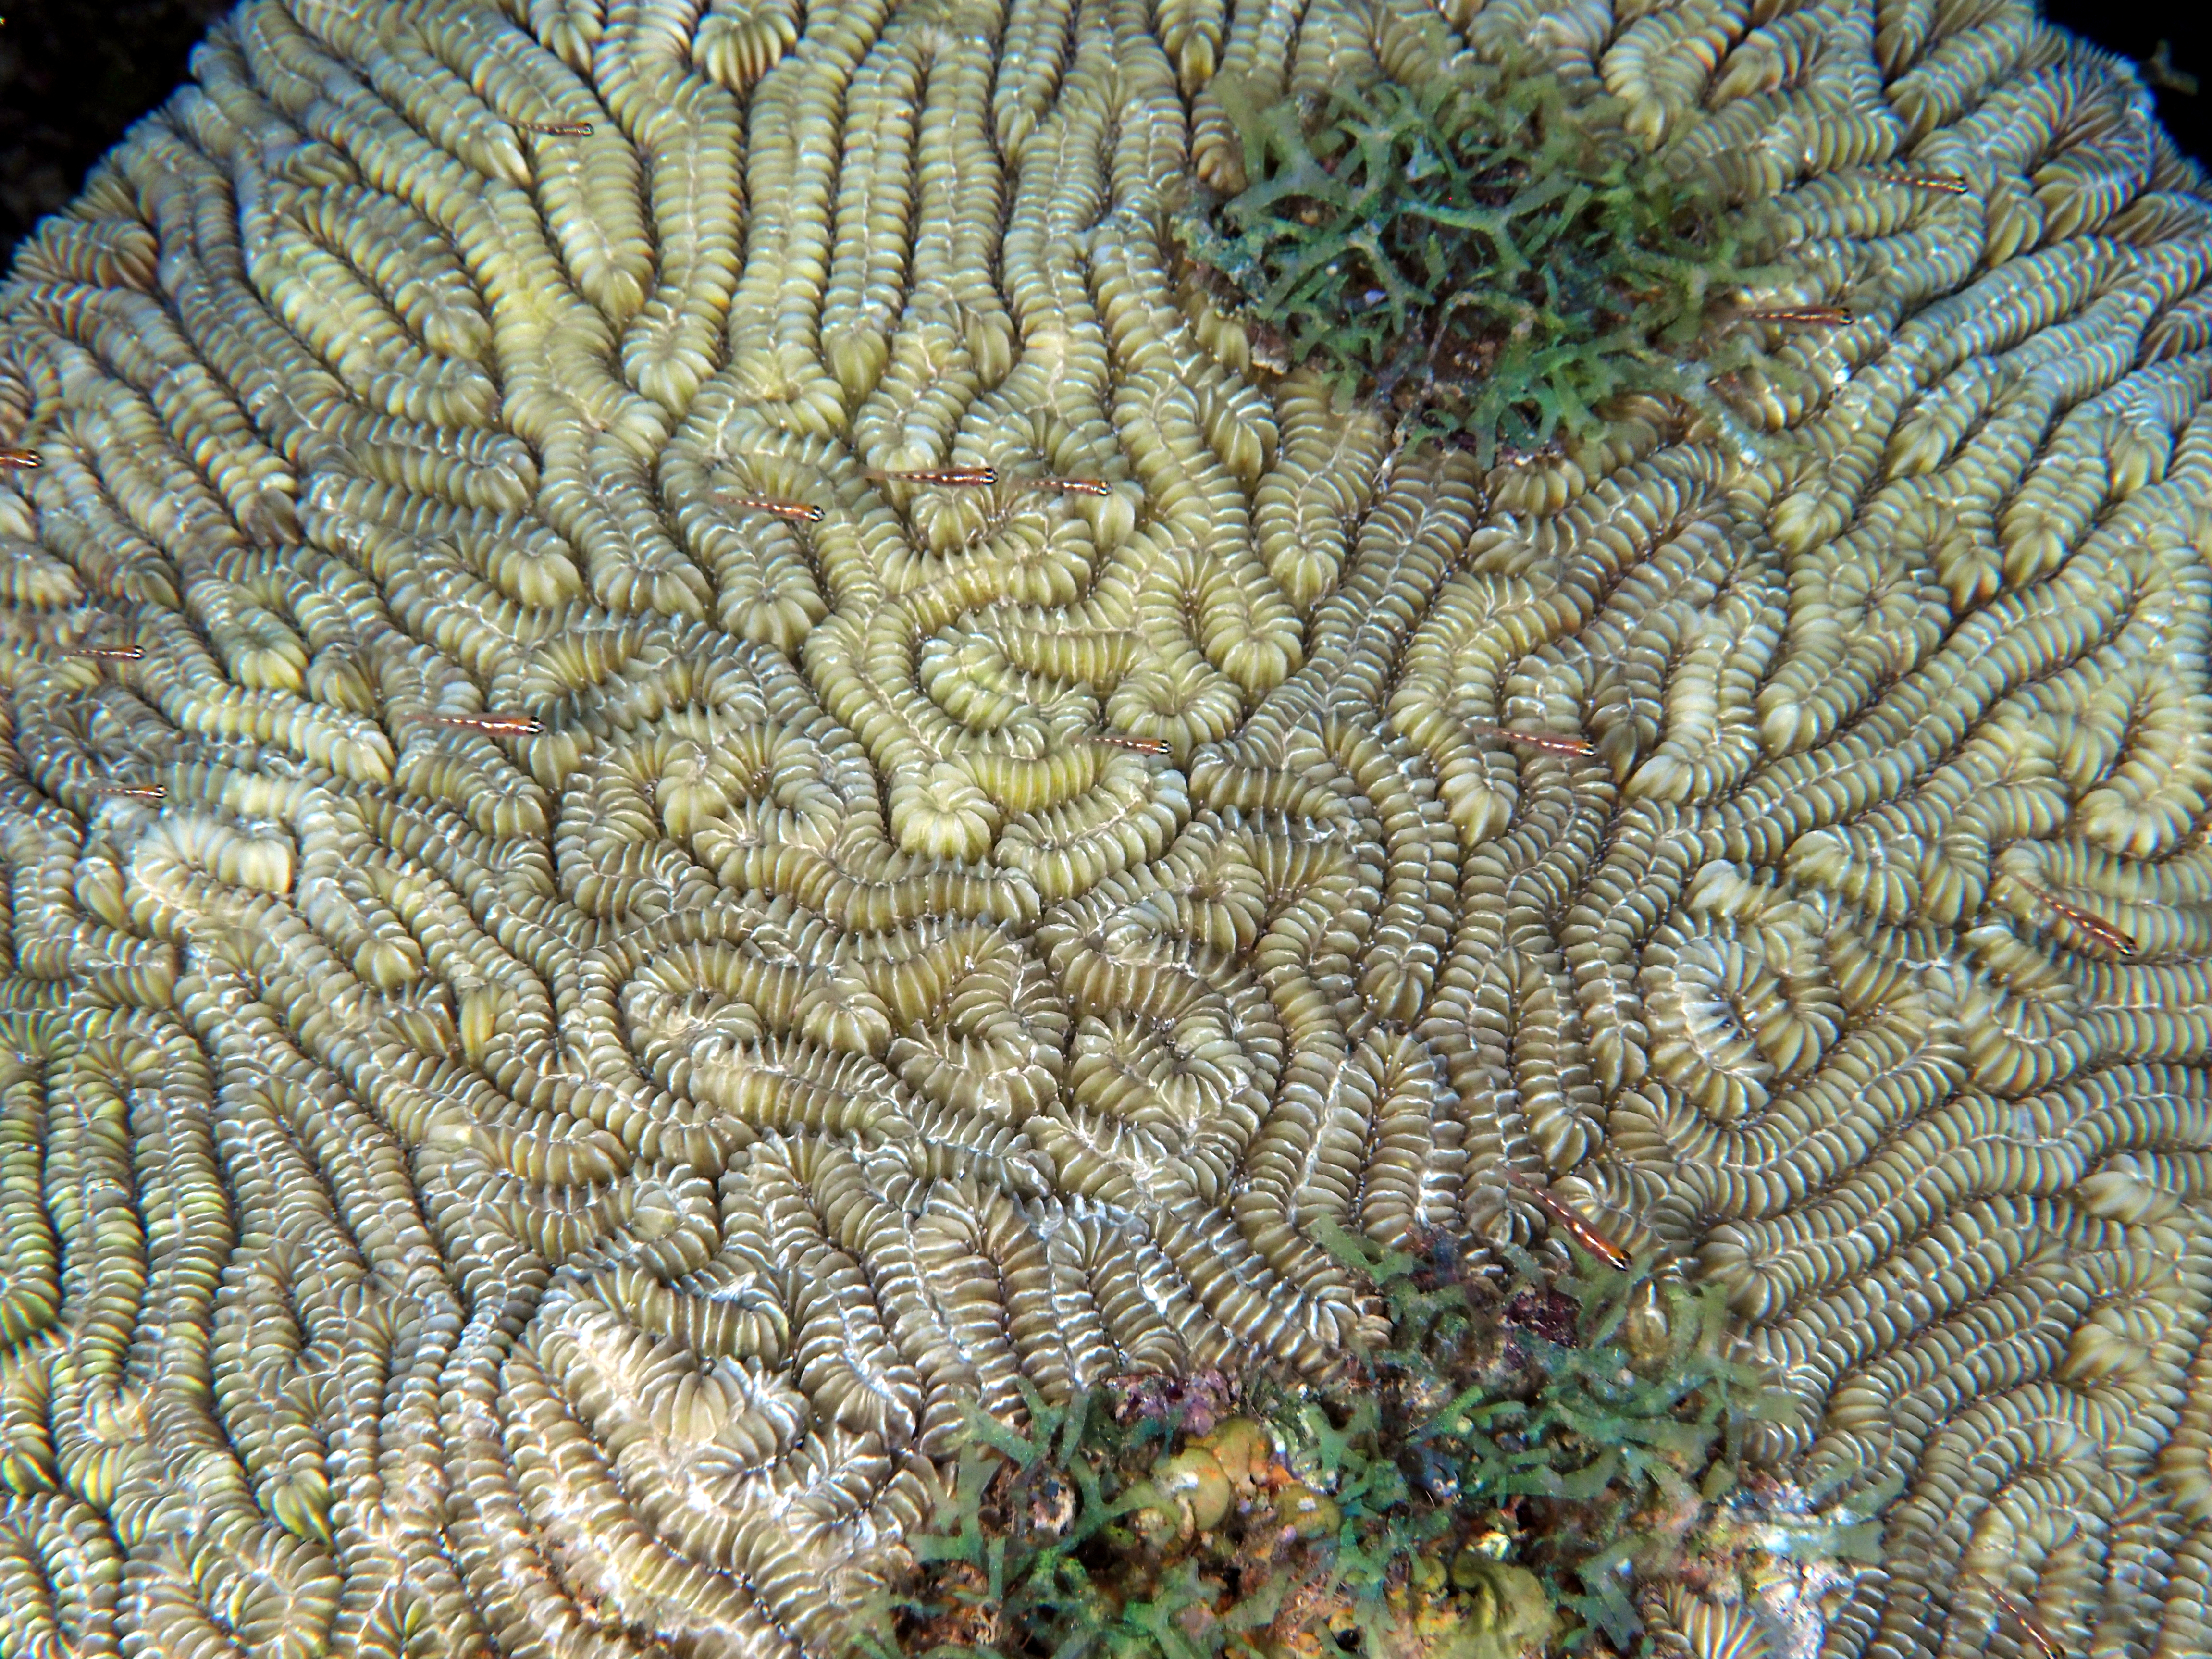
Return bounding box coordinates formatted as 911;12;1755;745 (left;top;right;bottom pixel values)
861;1223;1877;1659
1174;46;1781;466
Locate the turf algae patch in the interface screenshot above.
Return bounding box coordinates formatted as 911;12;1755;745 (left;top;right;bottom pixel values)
4;0;2212;1656
1173;41;1790;468
863;1230;1870;1659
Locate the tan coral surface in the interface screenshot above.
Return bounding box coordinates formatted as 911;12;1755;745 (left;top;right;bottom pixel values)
2;0;2211;1654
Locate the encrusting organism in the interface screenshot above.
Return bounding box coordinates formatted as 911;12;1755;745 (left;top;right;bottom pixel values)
1172;39;1792;466
864;1225;1866;1659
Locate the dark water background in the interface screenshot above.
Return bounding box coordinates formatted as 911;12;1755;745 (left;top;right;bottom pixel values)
2;0;235;261
0;1;2207;275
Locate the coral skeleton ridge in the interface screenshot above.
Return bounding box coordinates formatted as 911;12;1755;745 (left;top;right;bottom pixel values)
0;0;2210;1654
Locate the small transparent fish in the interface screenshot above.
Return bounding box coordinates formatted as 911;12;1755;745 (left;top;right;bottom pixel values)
425;712;544;737
515;119;594;136
1086;733;1173;756
1885;171;1970;195
1020;476;1112;497
1989;1589;2057;1659
718;492;825;523
1508;1172;1631;1270
1739;305;1854;327
1467;721;1594;757
89;782;166;803
2024;882;2137;957
0;447;40;470
864;465;997;488
63;643;146;662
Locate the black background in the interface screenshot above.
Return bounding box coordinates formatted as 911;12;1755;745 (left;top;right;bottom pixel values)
0;0;2205;267
1;0;235;263
2040;1;2208;162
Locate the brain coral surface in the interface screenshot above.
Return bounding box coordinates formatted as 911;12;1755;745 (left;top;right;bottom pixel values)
2;0;2212;1654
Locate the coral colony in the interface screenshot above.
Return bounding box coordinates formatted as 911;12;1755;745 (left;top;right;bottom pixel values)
1;0;2211;1658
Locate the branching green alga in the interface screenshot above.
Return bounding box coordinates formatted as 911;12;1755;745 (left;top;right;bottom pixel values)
1175;42;1796;466
862;1226;1879;1659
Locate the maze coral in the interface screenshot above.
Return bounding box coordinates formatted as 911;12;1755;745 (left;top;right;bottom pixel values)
2;0;2212;1655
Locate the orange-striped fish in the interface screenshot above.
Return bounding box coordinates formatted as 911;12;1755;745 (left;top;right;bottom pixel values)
2023;882;2137;957
1020;476;1112;497
1508;1172;1632;1270
89;782;165;803
0;447;40;470
516;119;594;136
63;644;145;662
1739;305;1854;328
717;492;825;523
1886;171;1970;195
1467;721;1595;757
1086;733;1173;757
425;712;544;737
1988;1589;2057;1659
865;465;997;488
